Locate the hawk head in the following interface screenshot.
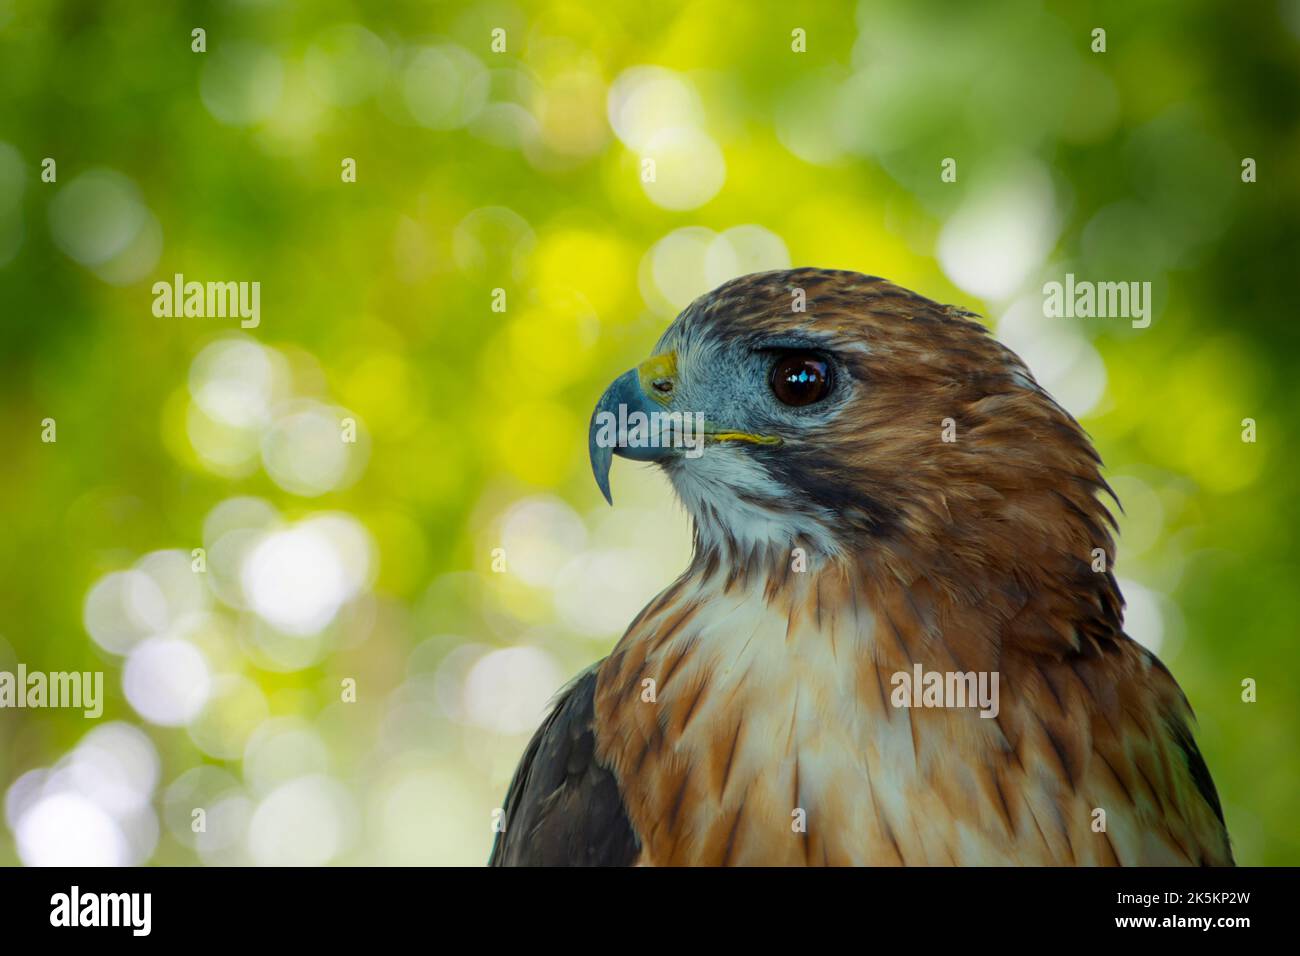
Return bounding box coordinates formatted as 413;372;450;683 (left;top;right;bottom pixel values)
590;268;1121;650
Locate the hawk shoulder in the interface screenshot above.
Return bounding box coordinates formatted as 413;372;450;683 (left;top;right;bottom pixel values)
489;663;640;866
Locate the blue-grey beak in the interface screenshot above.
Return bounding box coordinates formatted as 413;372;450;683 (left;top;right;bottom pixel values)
588;367;674;505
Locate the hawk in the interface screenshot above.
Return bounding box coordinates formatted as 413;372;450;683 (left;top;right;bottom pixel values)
489;268;1232;866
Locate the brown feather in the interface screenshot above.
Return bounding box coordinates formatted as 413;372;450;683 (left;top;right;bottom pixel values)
588;270;1231;866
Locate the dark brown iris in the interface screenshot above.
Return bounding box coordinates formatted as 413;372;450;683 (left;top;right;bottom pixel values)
769;354;832;406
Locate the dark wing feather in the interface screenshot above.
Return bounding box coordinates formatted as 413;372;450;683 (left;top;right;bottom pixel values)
488;663;640;866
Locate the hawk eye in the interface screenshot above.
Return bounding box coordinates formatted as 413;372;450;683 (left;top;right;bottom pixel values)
769;353;832;406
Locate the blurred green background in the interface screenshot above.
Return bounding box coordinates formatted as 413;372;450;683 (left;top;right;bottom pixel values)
0;0;1297;866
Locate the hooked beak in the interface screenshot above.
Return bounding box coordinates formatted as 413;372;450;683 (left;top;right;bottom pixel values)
588;352;781;504
588;361;673;506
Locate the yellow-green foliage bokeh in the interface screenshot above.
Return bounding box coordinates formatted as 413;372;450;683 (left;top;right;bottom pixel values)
0;0;1297;865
